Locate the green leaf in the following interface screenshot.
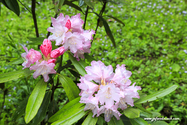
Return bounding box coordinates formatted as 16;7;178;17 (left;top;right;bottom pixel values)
105;15;125;26
82;112;98;125
52;107;88;125
25;79;47;124
172;63;180;72
48;100;59;119
58;73;80;101
27;37;45;45
129;118;148;125
68;52;87;76
0;69;32;83
78;0;84;7
9;58;23;65
123;108;140;119
84;53;95;63
12;96;29;121
135;104;152;115
30;91;52;125
108;117;124;125
97;116;104;125
151;111;161;118
58;0;65;9
135;85;178;104
94;12;116;48
84;0;94;8
4;0;20;16
120;115;132;125
49;97;83;122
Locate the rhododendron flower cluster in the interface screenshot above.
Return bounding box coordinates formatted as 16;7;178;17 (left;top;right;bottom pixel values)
47;13;95;61
77;61;141;122
21;39;65;82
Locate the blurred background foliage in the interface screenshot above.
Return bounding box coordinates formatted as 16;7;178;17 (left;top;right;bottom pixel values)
0;0;187;125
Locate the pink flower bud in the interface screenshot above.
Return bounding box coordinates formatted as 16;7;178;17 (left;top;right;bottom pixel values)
47;59;56;64
50;46;65;58
40;39;52;57
65;19;71;30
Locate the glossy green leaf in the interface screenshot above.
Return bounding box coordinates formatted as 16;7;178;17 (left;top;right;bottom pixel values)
151;111;161;117
123;108;140;119
27;37;45;45
135;104;152;115
68;52;87;76
48;99;59;119
108;117;124;125
120;115;132;125
30;91;52;125
105;15;125;26
58;73;79;101
0;69;32;83
82;112;98;125
12;97;29;121
135;85;178;104
94;12;116;48
9;58;23;65
78;0;84;7
4;0;20;16
52;107;88;125
84;0;94;8
64;1;83;12
97;116;104;125
129;118;148;125
25;79;47;124
58;0;65;9
84;53;95;63
49;97;83;122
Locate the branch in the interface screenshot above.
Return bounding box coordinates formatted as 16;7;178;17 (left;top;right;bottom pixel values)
92;1;107;43
31;0;39;37
83;6;89;30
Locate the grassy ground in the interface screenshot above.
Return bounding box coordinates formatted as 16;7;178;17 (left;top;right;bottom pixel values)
0;0;187;124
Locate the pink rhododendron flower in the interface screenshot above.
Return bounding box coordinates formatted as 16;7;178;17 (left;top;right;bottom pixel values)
21;46;32;69
112;64;132;87
47;23;68;46
30;61;56;82
63;32;84;53
98;105;122;122
84;61;114;83
26;49;42;63
78;77;99;94
81;29;95;41
70;13;84;32
21;38;65;82
78;60;141;122
21;46;42;69
96;83;120;107
40;39;52;57
47;13;95;61
82;96;99;117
